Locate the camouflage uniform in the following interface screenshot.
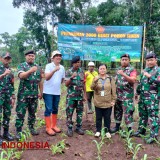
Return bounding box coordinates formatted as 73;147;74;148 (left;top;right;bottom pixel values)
136;66;160;137
15;62;41;129
0;62;14;130
65;67;85;129
114;65;136;127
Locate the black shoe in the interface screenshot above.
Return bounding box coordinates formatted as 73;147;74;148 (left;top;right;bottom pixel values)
145;136;156;144
67;128;73;137
133;130;146;137
29;128;39;136
75;128;84;135
16;132;22;141
110;123;121;133
3;132;14;141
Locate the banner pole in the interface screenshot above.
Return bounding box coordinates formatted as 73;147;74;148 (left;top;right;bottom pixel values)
141;22;146;72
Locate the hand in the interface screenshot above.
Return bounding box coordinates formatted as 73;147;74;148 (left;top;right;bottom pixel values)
83;94;87;102
55;66;60;72
11;98;16;108
71;72;77;79
85;73;89;78
4;69;11;76
111;102;115;106
143;72;151;78
94;76;99;83
38;93;43;99
117;70;125;76
30;66;38;73
135;94;139;101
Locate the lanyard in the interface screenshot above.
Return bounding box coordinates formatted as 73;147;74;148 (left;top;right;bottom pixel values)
100;78;107;91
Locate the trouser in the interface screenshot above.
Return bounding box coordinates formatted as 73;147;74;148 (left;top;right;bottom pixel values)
86;91;94;111
138;99;159;137
95;107;112;133
0;93;12;130
15;97;38;129
66;99;83;129
114;99;134;127
43;93;60;116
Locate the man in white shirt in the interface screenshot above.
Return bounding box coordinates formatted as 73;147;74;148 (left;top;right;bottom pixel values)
43;50;65;136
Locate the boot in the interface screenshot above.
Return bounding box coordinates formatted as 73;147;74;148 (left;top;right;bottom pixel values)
110;123;121;133
51;114;61;133
3;128;14;141
75;127;84;135
45;116;56;136
29;126;39;136
16;127;22;141
145;136;156;144
66;128;73;137
133;128;146;137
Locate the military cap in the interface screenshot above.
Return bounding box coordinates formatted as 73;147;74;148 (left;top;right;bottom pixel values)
120;53;130;59
24;50;36;56
0;52;12;59
145;52;157;59
71;56;80;64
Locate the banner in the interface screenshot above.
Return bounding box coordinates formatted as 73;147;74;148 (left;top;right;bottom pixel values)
58;24;143;62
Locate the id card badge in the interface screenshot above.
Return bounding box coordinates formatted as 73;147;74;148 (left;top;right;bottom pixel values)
101;91;105;96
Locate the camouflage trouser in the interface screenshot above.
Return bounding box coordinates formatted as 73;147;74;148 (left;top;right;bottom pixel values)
138;99;159;137
0;93;12;130
114;99;134;127
66;99;83;129
15;97;38;129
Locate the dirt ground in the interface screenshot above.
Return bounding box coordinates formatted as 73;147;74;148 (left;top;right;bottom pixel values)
0;82;160;160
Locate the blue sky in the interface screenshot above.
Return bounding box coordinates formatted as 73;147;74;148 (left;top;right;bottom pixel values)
0;0;24;35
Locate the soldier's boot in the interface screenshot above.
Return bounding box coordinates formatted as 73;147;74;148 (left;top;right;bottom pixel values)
110;123;121;133
29;125;39;136
133;128;146;137
75;126;84;135
45;116;56;136
66;128;73;137
16;127;22;141
3;128;14;141
145;136;156;144
51;114;61;133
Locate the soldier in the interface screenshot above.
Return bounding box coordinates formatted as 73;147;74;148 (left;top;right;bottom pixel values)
133;52;160;144
15;50;43;140
0;52;15;144
85;62;98;114
111;54;137;133
65;56;86;137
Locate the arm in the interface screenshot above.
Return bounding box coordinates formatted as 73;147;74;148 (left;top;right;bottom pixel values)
118;69;137;84
0;69;11;79
90;76;99;90
38;79;43;99
65;72;77;87
45;65;60;81
111;77;117;103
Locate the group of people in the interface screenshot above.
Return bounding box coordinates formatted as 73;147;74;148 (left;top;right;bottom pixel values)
0;49;159;146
